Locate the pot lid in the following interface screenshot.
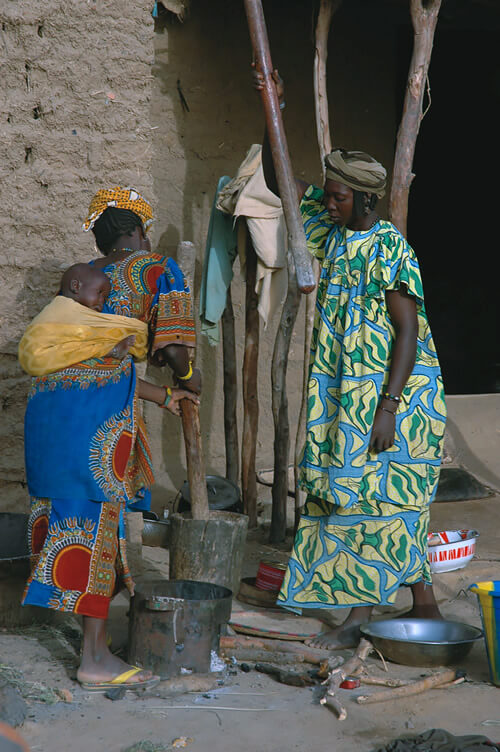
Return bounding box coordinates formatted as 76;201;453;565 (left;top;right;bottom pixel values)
180;475;240;510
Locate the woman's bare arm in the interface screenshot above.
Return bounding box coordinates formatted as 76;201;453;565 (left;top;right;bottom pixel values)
138;378;200;416
369;287;418;452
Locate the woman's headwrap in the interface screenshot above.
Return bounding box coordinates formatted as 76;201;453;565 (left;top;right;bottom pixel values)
324;148;387;198
82;186;154;232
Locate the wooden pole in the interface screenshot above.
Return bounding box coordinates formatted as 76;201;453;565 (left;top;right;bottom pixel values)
294;2;340;528
242;234;259;529
177;240;210;521
243;0;315;295
270;252;300;543
180;401;209;520
313;0;341;180
221;287;239;487
294;260;319;530
388;0;442;235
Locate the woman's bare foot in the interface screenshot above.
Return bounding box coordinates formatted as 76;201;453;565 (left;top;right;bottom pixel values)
77;616;157;687
77;650;156;686
403;604;442;619
305;606;373;650
305;624;362;650
406;582;442;620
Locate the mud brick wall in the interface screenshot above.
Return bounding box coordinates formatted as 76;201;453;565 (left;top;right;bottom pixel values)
0;1;155;511
0;1;398;515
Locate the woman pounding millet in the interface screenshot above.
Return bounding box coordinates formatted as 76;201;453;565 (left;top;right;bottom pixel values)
254;69;447;649
21;188;201;689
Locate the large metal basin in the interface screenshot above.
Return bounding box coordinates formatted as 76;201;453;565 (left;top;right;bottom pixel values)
360;618;483;667
0;513;29;562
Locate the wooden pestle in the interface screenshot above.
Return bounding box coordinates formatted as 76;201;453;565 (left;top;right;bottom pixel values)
177;241;209;521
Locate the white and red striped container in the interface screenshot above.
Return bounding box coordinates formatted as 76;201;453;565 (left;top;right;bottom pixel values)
427;529;479;574
255;560;287;592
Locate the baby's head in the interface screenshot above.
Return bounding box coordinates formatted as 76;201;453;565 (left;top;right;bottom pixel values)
60;264;111;312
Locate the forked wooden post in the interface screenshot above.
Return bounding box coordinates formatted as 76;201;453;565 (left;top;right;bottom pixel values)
313;0;340;179
389;0;442;234
243;0;315;295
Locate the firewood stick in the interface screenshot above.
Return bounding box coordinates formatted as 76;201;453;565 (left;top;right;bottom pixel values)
437;677;466;689
254;662;314;687
356;668;460;704
150;674;219;698
222;649;305;665
220;635;331;664
359;675;411;688
320;638;374;722
317;655;345;679
359;674;464;689
320;693;347;721
327;638;374;684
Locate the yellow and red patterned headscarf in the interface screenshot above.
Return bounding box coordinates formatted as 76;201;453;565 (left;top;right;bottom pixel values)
82;187;154;232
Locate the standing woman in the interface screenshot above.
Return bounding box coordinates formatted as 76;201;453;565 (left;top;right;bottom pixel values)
255;72;447;649
22;187;200;688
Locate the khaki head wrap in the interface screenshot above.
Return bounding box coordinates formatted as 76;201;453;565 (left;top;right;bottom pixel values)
82;186;154;232
324;148;387;198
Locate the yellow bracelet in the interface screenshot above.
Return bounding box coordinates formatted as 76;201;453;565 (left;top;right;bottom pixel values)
159;386;172;408
177;361;193;381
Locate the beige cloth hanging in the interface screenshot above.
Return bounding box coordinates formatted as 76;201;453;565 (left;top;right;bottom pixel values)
217;144;288;327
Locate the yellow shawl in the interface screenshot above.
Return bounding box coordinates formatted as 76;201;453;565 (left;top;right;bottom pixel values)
19;296;148;376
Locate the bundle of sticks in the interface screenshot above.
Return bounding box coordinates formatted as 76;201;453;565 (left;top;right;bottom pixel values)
221;635;466;722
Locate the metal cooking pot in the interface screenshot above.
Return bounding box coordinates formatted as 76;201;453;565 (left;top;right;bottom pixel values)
128;578;232;679
142;511;171;548
177;475;241;514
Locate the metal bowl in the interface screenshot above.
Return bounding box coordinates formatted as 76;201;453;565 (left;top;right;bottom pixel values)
360;618;483;667
142;512;171;548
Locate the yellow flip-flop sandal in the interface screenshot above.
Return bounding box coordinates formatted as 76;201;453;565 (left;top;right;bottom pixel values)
79;666;160;692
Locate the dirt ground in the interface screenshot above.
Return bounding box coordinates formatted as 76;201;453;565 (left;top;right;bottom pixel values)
1;492;500;752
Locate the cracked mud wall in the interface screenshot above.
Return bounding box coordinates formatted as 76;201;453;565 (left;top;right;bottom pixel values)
0;0;397;513
0;1;156;510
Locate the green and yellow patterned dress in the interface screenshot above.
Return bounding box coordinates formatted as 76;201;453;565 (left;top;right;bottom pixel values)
278;185;447;610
